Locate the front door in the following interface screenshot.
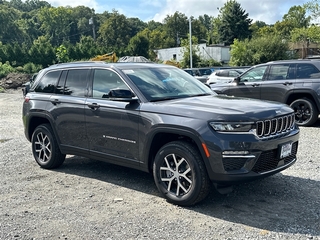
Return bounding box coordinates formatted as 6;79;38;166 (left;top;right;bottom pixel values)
227;65;268;99
85;69;140;164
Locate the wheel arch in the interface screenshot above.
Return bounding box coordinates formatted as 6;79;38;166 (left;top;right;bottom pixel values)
144;127;209;174
286;91;320;111
26;113;60;144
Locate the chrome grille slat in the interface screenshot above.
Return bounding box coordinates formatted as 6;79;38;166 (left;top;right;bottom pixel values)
256;113;295;138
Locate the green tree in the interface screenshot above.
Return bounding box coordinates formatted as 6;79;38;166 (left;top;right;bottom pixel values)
76;35;102;59
0;5;24;44
8;0;51;11
216;0;252;45
146;20;163;31
163;11;189;47
180;36;201;68
190;18;208;44
98;10;132;52
304;0;320;22
127;17;147;37
70;6;94;43
282;5;310;29
250;21;268;37
198;14;212;32
127;33;149;58
56;44;69;63
37;6;74;46
269;5;311;39
230;35;289;66
210;16;222;44
0;42;6;62
291;25;320;43
29;36;55;66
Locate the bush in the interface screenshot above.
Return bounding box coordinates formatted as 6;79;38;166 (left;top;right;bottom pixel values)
23;63;42;74
16;66;24;72
0;62;15;78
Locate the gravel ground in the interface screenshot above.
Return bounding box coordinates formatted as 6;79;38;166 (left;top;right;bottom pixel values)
0;89;319;240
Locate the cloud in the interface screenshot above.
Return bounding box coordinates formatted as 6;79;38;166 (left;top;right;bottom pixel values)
152;0;309;24
47;0;98;9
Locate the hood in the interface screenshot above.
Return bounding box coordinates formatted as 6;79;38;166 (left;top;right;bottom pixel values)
142;94;293;122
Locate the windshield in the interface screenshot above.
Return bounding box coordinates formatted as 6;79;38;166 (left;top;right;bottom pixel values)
123;67;214;101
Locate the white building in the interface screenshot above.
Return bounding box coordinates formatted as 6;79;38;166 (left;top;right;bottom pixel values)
154;43;231;64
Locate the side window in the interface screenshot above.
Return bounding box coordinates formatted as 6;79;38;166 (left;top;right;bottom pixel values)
229;70;239;77
64;69;89;97
240;66;268;82
215;71;222;77
219;70;228;77
268;64;290;80
34;71;61;93
297;64;320;79
92;69;129;99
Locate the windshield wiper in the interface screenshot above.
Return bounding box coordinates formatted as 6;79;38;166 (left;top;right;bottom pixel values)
190;93;212;97
149;96;182;102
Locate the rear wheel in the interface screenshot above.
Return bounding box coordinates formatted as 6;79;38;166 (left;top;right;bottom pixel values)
153;141;210;206
31;124;66;169
290;98;318;126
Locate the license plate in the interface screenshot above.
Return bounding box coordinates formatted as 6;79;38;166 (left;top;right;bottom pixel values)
279;142;292;159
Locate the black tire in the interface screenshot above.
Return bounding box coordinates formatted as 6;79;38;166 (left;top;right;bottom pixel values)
290;98;319;126
31;124;66;169
153;141;210;206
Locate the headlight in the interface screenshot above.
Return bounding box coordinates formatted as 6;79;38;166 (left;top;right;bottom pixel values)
210;122;254;132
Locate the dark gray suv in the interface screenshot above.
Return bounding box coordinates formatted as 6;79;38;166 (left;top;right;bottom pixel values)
23;62;299;206
210;59;320;126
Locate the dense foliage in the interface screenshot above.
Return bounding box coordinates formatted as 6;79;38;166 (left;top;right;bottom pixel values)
0;0;318;73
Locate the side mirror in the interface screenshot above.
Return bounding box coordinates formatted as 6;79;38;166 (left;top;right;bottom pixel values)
234;77;240;84
107;89;138;102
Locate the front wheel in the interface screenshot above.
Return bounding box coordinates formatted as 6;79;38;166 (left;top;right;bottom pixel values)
290;98;318;126
153;141;210;206
31;124;66;169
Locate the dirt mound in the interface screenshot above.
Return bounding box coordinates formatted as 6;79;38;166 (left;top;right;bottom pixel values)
0;73;31;90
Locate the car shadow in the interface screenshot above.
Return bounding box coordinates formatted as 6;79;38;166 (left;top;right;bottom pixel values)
54;155;319;237
313;118;320;127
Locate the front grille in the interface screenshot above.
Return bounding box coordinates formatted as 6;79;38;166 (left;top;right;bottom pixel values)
256;113;295;138
252;142;298;173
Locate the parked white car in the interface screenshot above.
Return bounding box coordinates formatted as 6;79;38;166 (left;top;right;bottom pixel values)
206;69;245;84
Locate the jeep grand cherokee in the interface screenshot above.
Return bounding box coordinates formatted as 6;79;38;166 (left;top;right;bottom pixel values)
210;59;320;126
22;62;300;206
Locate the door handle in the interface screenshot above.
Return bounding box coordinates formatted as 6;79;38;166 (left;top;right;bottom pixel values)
87;103;100;110
50;99;61;105
283;82;293;86
251;83;260;87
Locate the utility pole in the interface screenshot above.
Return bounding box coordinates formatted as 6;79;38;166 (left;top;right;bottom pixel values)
89;9;96;41
189;18;192;68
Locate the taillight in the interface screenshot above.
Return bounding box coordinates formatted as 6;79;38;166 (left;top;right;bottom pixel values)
24;96;30;103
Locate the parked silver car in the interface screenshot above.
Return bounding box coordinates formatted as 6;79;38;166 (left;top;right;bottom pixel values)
206;69;245;84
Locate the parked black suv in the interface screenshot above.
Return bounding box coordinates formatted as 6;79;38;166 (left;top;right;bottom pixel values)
23;62;299;206
210;59;320;126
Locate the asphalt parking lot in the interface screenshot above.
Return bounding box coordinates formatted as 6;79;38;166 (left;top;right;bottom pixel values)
0;90;319;239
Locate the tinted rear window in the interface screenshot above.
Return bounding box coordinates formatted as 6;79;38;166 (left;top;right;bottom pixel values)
64;69;89;97
34;71;61;93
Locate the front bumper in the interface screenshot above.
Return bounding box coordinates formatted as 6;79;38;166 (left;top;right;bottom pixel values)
203;126;300;184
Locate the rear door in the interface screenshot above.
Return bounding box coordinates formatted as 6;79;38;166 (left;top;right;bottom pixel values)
260;63;296;103
48;69;90;151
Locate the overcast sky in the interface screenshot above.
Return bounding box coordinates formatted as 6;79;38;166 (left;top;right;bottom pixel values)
44;0;310;24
